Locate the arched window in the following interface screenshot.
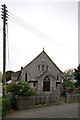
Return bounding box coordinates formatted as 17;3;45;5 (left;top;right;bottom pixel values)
44;76;50;81
37;64;48;72
25;73;27;82
43;76;50;91
46;66;48;71
38;65;40;71
42;64;45;71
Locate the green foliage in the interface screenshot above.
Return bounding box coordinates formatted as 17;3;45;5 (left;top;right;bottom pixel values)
61;96;66;101
74;65;80;87
62;69;75;89
75;81;80;88
2;96;10;117
73;86;80;93
6;71;14;82
62;81;75;89
74;65;80;82
7;81;36;96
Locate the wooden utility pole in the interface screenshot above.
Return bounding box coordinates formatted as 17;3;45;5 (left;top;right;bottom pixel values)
1;4;8;96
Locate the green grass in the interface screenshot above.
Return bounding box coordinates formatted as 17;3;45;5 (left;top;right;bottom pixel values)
0;96;7;101
61;97;66;101
0;98;2;101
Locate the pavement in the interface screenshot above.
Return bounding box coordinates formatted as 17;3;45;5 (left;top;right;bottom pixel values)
5;102;78;118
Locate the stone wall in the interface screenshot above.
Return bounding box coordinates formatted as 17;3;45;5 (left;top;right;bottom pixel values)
14;94;60;110
7;92;13;108
7;93;80;110
66;93;80;103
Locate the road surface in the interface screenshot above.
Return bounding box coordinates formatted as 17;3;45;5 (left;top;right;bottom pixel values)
5;103;78;118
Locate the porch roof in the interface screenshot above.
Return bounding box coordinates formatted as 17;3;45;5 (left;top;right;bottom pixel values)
36;71;56;80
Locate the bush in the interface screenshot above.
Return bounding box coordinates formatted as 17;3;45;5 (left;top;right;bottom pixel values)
73;86;80;93
2;96;10;117
61;96;66;102
7;81;36;96
75;81;80;88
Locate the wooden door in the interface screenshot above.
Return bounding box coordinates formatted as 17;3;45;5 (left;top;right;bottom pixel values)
43;81;50;91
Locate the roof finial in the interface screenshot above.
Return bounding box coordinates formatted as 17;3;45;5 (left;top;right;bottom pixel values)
43;47;44;51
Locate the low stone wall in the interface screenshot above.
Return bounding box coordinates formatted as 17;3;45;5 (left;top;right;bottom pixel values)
7;93;80;110
66;93;80;103
14;94;60;110
7;92;13;108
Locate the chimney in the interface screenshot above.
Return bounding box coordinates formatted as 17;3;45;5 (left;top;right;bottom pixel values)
21;66;23;70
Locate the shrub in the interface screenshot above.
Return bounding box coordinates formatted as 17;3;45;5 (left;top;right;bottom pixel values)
61;96;66;102
7;81;36;96
2;96;10;117
73;86;80;93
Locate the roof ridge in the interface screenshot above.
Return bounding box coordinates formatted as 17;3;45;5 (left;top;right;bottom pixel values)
23;50;44;69
23;50;63;73
43;51;63;73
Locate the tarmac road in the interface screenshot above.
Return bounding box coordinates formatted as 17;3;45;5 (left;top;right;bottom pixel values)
5;103;78;118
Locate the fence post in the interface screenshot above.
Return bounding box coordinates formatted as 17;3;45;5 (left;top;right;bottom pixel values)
33;97;35;108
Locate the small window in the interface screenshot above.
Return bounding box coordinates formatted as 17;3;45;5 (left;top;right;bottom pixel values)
46;66;48;70
38;65;40;71
25;73;27;82
56;82;58;87
57;75;59;80
33;83;36;87
42;65;45;71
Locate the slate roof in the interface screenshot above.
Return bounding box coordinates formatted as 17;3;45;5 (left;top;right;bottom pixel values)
11;70;21;78
23;50;63;74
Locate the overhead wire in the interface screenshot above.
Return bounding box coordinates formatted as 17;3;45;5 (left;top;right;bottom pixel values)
8;11;52;41
8;14;52;43
2;9;54;44
6;20;10;69
8;11;62;48
8;11;77;55
1;9;77;58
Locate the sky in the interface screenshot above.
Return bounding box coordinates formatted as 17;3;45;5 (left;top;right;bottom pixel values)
0;0;79;73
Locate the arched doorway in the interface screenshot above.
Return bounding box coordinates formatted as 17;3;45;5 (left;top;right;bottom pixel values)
43;76;50;91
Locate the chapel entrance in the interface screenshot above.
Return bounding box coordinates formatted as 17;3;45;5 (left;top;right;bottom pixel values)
43;76;50;91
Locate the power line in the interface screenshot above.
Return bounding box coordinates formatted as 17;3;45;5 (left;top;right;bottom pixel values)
8;14;52;43
6;21;10;69
8;11;51;40
4;10;77;56
0;39;33;56
0;9;61;46
8;11;77;55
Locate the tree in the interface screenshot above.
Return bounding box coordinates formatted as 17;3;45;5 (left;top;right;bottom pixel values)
62;69;75;89
5;71;14;82
74;65;80;87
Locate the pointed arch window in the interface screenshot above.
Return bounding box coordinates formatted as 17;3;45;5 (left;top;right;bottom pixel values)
46;66;48;71
43;76;50;91
42;64;45;71
44;76;50;81
38;65;40;71
37;64;48;71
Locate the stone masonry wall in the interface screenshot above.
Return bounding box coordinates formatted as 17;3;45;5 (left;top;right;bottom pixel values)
14;94;60;110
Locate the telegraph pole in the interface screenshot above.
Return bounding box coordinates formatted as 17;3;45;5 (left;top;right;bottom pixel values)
1;4;8;96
